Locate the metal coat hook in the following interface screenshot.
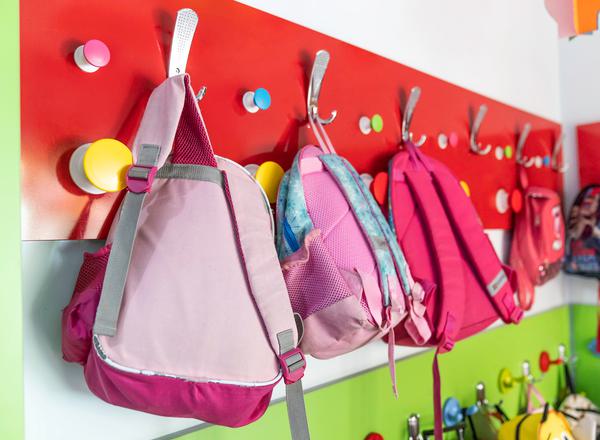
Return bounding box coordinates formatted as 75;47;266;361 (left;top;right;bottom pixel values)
469;105;492;155
408;414;424;440
196;86;207;102
516;123;535;167
476;382;488;406
168;8;199;78
402;87;427;147
307;50;337;125
551;132;568;172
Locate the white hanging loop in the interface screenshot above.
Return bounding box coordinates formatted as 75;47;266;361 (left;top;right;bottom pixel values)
402;87;427;147
551;132;568;172
469;105;492;155
516;123;535;168
168;8;199;78
307;50;337;125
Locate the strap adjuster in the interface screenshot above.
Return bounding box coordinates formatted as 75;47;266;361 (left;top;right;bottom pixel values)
279;347;306;384
126;165;157;193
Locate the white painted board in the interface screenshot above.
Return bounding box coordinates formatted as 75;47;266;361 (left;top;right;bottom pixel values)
23;230;567;440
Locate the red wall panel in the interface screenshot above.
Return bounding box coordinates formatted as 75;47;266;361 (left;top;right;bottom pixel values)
577;122;600;188
20;0;562;240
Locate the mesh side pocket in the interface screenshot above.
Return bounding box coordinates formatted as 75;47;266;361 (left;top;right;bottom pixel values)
61;245;110;364
282;230;355;319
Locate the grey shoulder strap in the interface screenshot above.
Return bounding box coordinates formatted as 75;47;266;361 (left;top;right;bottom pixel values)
278;329;310;440
93;144;161;336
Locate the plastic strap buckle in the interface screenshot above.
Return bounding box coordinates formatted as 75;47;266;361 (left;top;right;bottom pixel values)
279;347;306;384
126;165;157;193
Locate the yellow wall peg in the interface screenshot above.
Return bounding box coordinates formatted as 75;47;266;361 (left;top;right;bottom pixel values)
498;361;533;394
69;139;133;194
255;161;285;204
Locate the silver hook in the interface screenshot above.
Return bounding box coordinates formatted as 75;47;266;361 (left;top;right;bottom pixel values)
168;8;199;78
516;123;535;167
476;382;488;406
551;132;568;172
402;87;427;147
558;343;566;362
408;414;424;440
307;50;337;125
196;86;207;102
469;105;492;155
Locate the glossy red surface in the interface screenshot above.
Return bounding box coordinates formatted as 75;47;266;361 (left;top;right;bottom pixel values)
21;0;562;240
577;122;600;189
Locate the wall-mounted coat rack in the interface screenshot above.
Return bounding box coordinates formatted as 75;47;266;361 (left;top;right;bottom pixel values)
20;0;562;240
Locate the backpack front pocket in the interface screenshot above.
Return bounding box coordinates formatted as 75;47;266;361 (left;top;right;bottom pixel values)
62;245;111;364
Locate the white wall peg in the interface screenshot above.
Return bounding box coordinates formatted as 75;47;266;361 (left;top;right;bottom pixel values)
496;189;509;214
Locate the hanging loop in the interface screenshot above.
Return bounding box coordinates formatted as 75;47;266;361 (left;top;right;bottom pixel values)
402;87;427;147
307;50;337;125
469;105;492;155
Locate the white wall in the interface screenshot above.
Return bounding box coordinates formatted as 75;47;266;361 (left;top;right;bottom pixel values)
23;1;567;439
238;0;562;121
558;33;600;305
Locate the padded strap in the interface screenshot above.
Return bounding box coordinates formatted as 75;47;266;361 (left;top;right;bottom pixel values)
564;362;575;395
94;144;160;336
432;164;523;323
278;330;310;440
320;154;405;307
223;174;309;439
433;349;443;440
403;169;464;349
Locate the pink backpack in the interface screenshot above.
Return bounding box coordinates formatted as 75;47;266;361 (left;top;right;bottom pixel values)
276;119;430;395
61;74;309;438
510;168;565;310
386;141;523;438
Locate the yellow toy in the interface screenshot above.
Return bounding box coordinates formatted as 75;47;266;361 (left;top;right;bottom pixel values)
498;384;574;440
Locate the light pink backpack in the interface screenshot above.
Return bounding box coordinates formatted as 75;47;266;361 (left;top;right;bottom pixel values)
386;141;523;438
62;74;309;439
276;119;430;395
510;168;565;310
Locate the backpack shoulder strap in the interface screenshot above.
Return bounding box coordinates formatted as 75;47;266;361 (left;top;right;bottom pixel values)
401;166;465;351
223;163;309;440
320;153;408;305
94;74;219;336
430;161;523;324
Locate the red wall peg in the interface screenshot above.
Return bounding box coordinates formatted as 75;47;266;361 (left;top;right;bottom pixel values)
539;350;564;373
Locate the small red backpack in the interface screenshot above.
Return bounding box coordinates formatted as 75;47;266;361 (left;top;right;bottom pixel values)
510;168;565;310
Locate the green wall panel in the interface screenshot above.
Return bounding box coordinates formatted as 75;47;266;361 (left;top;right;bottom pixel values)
571;304;600;405
0;0;22;438
178;307;571;440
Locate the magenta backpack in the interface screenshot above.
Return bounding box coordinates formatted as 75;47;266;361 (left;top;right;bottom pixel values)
61;74;309;439
510;168;565;310
386;141;523;438
276;118;430;395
